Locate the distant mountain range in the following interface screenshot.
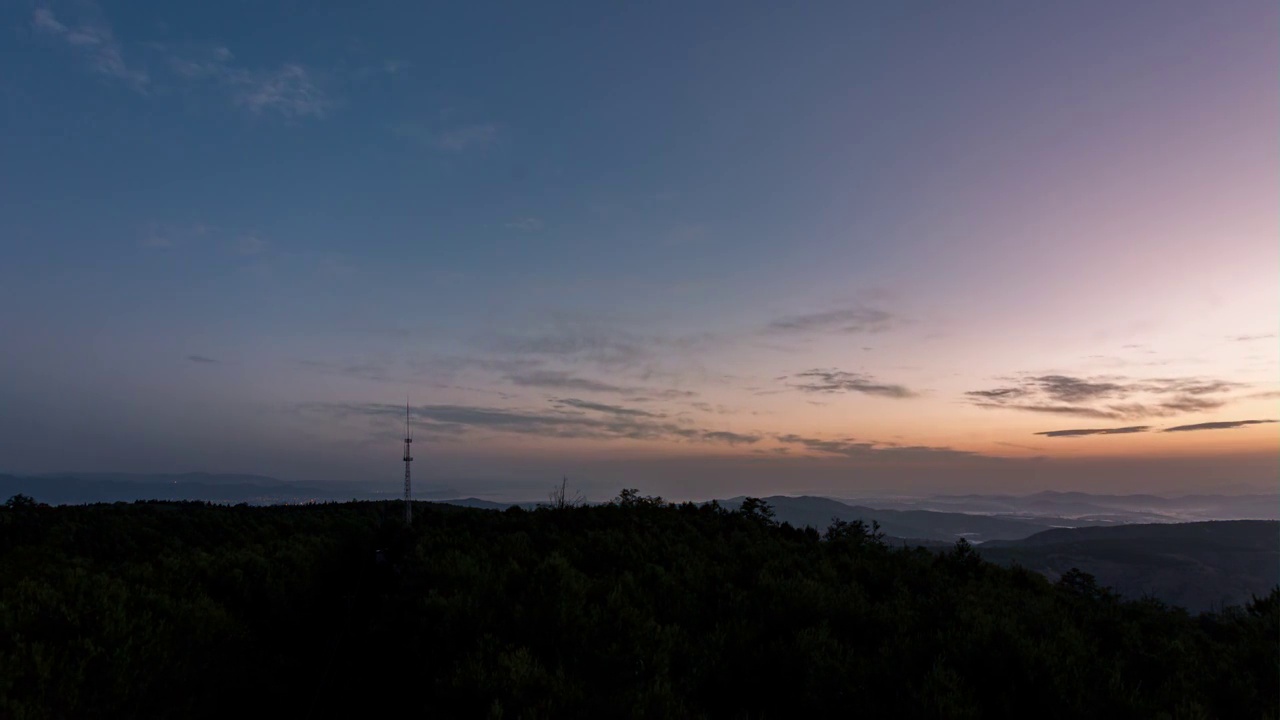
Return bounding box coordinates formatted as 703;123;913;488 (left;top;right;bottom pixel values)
714;495;1100;543
979;521;1279;613
828;490;1280;524
4;474;1273;537
3;473;1275;612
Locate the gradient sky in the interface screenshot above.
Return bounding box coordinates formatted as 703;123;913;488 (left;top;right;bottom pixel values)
2;0;1277;500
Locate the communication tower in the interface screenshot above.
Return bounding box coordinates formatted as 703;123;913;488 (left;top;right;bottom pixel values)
403;402;413;524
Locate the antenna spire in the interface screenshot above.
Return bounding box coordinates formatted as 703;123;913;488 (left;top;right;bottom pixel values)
403;401;413;524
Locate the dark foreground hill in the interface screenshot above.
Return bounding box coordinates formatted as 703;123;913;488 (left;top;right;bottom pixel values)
978;520;1279;613
1;493;1275;719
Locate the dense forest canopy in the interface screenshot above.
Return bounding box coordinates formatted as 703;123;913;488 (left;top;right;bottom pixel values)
1;492;1276;719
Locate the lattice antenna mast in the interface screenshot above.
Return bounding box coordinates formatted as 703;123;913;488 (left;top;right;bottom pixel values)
403;401;413;524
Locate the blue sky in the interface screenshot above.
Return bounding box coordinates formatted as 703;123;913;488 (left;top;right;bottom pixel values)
2;0;1276;499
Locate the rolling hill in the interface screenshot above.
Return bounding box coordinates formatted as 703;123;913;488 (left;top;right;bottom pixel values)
978;520;1280;613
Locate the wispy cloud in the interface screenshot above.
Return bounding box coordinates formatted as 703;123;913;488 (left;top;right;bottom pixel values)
765;307;894;335
775;433;981;461
966;388;1031;400
294;359;403;384
507;370;635;394
34;2;332;118
967;374;1246;420
235;234;267;255
1031;375;1130;403
396;122;499;152
505;217;544;231
435;123;498;151
701;431;759;446
485;325;653;371
971;403;1121;419
504;370;700;403
1162;420;1276;433
396;121;496;151
625;389;702;401
789;369;915;398
1034;426;1150;438
1153;396;1226;413
1034;418;1276;436
32;6;149;91
551;398;662;418
1229;333;1276;342
139;221;210;249
186;355;220;364
303;401;759;446
231;63;330;118
993;440;1043;452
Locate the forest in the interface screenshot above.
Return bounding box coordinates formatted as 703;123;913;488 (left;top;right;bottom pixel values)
1;491;1276;719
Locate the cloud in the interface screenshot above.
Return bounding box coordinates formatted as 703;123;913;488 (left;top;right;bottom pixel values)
505;370;700;404
139;221;211;249
765;307;894;335
232;64;329;118
1033;375;1129;403
993;441;1043;451
1034;426;1150;438
505;217;543;231
971;403;1122;419
32;6;149;90
1153;396;1226;413
1138;379;1242;396
968;374;1246;420
294;359;407;384
698;431;760;446
625;389;701;401
170;46;330;118
551;398;662;418
790;369;915;398
1230;334;1276;342
186;355;220;364
486;326;651;370
507;371;634;394
775;434;981;462
34;5;336;118
965;388;1031;400
235;234;267;255
304;400;757;446
688;402;737;415
1162;420;1276;433
432;122;496;150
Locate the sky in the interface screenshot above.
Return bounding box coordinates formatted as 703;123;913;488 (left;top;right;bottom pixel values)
1;0;1277;500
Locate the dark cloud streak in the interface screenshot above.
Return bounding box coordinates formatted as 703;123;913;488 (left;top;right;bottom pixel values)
552;398;662;418
968;374;1247;420
303;401;757;446
1162;420;1276;433
507;371;635;394
790;369;915;398
775;433;983;461
1035;426;1150;437
765;307;894;335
